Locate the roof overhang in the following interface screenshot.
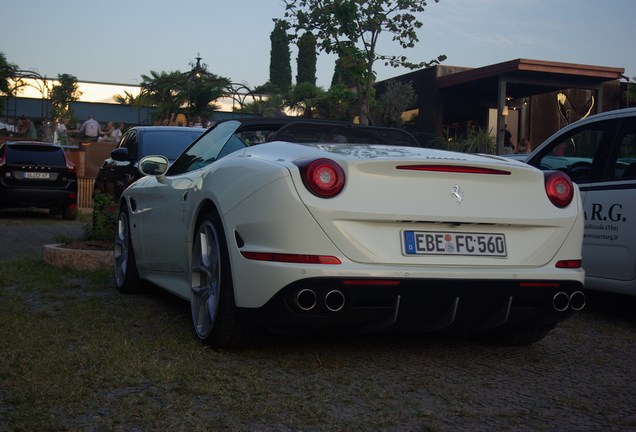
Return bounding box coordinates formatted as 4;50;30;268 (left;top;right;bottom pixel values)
437;58;625;103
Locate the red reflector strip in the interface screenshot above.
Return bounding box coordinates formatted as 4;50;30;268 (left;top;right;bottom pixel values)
396;165;511;175
519;282;560;287
241;251;341;264
555;259;582;269
342;280;401;286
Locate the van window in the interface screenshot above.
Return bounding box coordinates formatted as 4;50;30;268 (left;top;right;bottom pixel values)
536;120;611;182
610;117;636;179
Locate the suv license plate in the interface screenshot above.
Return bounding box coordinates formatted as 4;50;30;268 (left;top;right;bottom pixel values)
403;230;507;257
23;172;50;179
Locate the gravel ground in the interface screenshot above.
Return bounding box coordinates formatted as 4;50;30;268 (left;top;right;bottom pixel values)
0;208;86;260
1;209;635;431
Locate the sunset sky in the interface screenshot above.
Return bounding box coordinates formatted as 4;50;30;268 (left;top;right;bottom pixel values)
2;0;634;102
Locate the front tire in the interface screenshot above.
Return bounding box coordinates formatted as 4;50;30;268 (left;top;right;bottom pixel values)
114;206;148;294
190;211;267;349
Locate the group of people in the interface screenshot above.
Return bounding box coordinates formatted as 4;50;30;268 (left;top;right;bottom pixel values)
56;115;124;145
503;124;531;154
162;113;205;128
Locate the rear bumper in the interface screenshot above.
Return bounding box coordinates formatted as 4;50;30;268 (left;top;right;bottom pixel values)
0;187;77;209
237;277;585;334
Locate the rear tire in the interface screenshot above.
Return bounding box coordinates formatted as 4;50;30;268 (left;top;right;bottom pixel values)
190;210;268;349
114;206;150;294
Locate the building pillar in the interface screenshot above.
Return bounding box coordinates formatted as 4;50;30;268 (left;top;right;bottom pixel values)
497;75;508;155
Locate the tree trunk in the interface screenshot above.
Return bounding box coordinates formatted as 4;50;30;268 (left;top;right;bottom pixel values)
356;80;370;125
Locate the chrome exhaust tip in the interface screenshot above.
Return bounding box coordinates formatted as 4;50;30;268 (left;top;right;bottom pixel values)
294;289;317;311
324;290;346;312
569;291;586;311
553;292;570;312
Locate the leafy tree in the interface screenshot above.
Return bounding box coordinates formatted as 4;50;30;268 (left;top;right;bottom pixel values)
237;94;286;117
185;57;230;120
282;0;446;125
50;74;81;122
296;31;317;85
113;91;137;105
188;74;230;121
137;65;229;124
314;83;357;122
373;79;416;127
140;70;187;124
285;82;324;117
252;81;281;95
270;20;293;93
330;52;357;88
0;52;18;115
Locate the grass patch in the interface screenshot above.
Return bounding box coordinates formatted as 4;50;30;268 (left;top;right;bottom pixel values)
1;258;418;431
1;258;635;431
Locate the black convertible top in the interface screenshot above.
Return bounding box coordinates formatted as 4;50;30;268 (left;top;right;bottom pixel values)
214;117;418;147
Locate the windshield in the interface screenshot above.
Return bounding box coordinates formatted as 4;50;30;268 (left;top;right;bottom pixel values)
139;129;205;160
6;145;66;166
167;121;242;175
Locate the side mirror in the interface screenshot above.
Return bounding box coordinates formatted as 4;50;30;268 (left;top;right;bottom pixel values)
139;155;169;177
111;147;130;162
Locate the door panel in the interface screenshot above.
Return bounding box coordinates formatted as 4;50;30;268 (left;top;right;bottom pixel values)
580;116;636;281
138;172;199;274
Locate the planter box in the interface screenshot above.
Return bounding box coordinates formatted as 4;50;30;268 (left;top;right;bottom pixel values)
42;244;113;271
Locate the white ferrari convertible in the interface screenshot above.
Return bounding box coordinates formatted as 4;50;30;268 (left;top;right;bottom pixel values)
114;118;586;348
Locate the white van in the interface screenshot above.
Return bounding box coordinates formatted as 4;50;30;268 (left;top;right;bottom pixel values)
526;107;636;296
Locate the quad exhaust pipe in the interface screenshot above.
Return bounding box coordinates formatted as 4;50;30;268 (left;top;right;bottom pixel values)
294;288;317;311
293;289;346;312
552;291;586;312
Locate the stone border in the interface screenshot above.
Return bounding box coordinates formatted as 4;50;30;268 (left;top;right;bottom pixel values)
42;244;113;271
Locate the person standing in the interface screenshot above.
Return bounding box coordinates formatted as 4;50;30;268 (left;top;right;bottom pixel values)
19;115;34;138
103;123;124;142
503;124;514;154
79;115;101;142
56;118;76;146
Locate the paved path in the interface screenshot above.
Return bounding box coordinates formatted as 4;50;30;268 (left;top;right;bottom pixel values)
0;208;86;260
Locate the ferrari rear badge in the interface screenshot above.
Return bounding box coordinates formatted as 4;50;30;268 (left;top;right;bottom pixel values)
451;184;464;205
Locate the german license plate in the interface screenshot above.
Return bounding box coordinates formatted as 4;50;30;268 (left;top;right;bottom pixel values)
403;230;507;257
23;172;50;179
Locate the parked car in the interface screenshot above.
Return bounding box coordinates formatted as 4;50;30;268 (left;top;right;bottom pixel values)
524;107;636;297
93;126;205;201
114;117;585;348
0;141;78;220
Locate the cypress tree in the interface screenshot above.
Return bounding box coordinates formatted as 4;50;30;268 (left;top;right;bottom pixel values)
269;20;292;93
296;32;316;85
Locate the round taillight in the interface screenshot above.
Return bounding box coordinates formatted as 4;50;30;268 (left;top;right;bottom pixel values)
298;158;345;197
544;171;574;207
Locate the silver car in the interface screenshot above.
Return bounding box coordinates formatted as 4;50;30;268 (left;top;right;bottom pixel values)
525;107;636;296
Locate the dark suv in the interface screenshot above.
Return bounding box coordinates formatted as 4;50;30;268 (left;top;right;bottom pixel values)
0;141;78;220
94;126;204;201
